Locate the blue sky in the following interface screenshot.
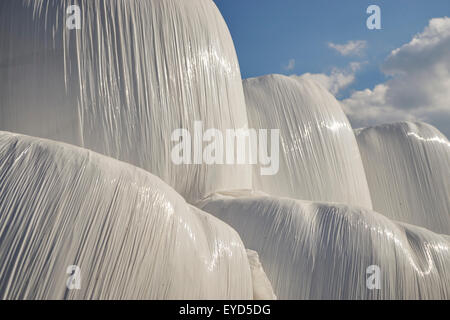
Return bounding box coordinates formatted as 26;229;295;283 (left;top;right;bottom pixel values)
214;0;449;96
213;0;450;137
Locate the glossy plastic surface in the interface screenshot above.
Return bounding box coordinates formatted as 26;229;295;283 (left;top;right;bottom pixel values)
0;131;253;299
199;191;450;299
0;0;251;203
356;122;450;234
243;75;372;208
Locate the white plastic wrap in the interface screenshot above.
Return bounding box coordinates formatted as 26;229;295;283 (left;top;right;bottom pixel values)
356;122;450;235
246;250;277;300
0;131;253;299
243;75;372;209
0;0;251;203
198;192;450;299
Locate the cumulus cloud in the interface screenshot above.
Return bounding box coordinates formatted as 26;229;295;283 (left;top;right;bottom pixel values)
292;62;363;95
283;59;296;71
342;17;450;138
328;40;367;56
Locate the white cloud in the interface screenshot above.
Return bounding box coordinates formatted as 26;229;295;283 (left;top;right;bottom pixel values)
283;59;296;71
292;62;363;95
341;17;450;138
328;40;367;56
